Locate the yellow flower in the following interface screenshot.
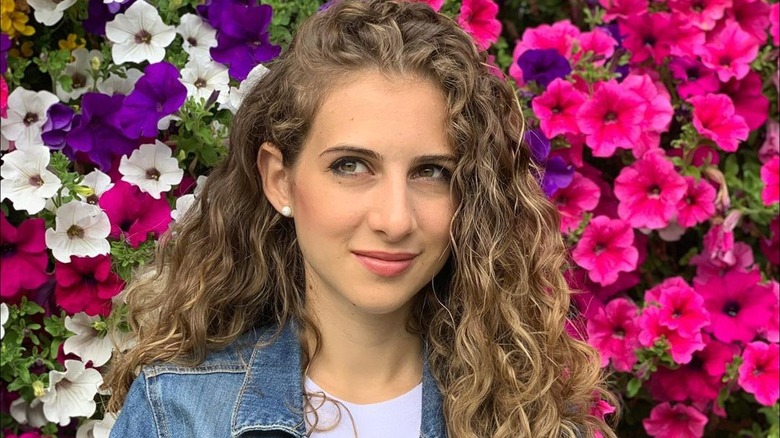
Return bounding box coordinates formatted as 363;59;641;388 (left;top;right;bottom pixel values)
59;34;86;52
0;0;35;38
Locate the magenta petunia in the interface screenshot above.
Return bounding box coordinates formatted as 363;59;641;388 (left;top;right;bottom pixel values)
691;241;754;283
668;16;708;59
726;0;771;42
761;156;779;205
698;217;739;268
613;151;687;229
411;0;444;11
586;297;642;372
760;281;779;343
532;78;587;139
697;20;760;82
695;269;777;344
771;2;780;45
759;119;779;164
575;28;616;66
0;213;49;302
457;0;501;51
644;277;710;338
676;177;717;228
644;403;708;438
761;217;780;266
599;0;648;21
622;73;674;134
670;57;720;99
54;255;124;316
689;93;749;152
552;171;600;233
509;21;580;84
99;179;172;248
649;336;738;403
719;71;769;130
738;341;780;406
668;0;732;30
639;305;706;364
619;12;676;64
572;216;638;286
576;80;647;157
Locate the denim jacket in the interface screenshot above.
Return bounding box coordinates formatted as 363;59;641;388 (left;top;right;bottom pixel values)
110;322;448;438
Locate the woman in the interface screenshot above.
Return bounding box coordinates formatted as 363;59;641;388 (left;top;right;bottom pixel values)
105;0;617;436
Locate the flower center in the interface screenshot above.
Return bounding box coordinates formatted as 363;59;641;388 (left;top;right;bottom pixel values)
723;301;740;317
28;174;44;187
72;72;87;89
86;194;100;205
82;273;97;285
135;30;153;45
194;78;207;89
1;242;15;258
187;37;198;47
612;326;625;338
146;168;161;180
604;111;618;123
719;55;732;66
691;1;704;12
647;184;661;198
551;105;563;115
23;112;39;126
594;243;606;255
686;67;700;80
753;365;765;377
686;196;695;205
555;195;569;206
67;225;85;239
642;35;656;46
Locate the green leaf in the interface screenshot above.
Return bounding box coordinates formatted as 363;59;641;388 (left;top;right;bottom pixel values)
626;378;642;398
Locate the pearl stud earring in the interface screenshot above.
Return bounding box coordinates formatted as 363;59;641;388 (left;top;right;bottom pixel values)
281;206;293;217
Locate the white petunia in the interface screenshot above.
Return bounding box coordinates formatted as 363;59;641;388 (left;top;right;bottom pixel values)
171;175;207;221
105;0;175;64
181;55;230;105
10;397;48;428
78;169;115;204
57;48;103;102
0;87;59;149
40;359;103;426
177;13;217;59
119;140;184;199
0;144;62;214
97;68;143;96
0;302;8;340
27;0;78;26
45;200;111;263
63;313;115;367
77;412;118;438
226;64;269;113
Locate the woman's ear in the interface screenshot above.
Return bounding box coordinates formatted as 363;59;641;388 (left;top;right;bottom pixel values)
257;142;292;214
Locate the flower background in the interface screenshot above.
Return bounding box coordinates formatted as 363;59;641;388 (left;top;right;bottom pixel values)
0;0;778;436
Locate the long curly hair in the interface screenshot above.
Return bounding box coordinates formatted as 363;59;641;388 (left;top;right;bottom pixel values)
104;1;618;436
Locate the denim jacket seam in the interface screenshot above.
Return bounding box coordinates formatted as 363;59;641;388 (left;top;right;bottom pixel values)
145;363;246;375
233;423;303;437
144;373;169;438
231;336;263;435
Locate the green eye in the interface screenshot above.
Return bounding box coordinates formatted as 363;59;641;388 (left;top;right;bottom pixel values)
330;158;369;176
413;165;451;181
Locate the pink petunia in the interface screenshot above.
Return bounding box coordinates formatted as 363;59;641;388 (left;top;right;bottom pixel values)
599;0;648;21
552;171;600;233
697;20;761;82
689;93;749;152
0;76;7;119
738;341;780;406
620;12;676;64
761;217;780;266
668;16;708;59
457;0;501;51
532;78;587;139
669;57;720;99
639;305;706;364
676;177;717;228
575;28;617;66
576;80;647;157
761;156;780;205
409;0;444;11
0;213;49;302
54;255;125;316
719;71;769;130
668;0;732;30
622;74;674;134
760;281;779;343
771;2;780;46
645;277;710;338
726;0;771;42
695;269;777;343
759;118;779;164
99;179;172;248
614;151;687;229
509;21;580;84
644;403;708;438
586;297;642;371
572;216;639;286
690;241;755;283
649;336;738;403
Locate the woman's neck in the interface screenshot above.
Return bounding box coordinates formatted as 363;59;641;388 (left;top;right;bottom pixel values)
303;290;423;404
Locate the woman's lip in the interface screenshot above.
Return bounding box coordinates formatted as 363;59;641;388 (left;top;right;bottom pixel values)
353;253;416;277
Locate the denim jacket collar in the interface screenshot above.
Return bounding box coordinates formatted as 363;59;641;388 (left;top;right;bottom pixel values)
230;321;447;438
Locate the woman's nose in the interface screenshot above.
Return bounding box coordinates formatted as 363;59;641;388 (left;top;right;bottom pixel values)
365;176;417;241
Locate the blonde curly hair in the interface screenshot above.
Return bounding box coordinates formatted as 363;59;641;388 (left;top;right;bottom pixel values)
105;1;618;436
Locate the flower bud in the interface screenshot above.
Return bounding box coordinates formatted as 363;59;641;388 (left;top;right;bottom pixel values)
32;380;46;398
90;56;101;72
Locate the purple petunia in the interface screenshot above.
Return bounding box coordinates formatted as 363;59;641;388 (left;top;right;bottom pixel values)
66;93;137;171
84;0;136;36
0;33;10;74
517;49;572;88
117;62;187;139
525;129;574;197
200;0;281;80
41;103;78;151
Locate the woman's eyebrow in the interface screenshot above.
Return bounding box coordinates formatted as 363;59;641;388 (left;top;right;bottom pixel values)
319;145;455;165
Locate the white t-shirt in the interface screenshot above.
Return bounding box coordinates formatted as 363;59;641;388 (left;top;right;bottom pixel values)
304;377;422;438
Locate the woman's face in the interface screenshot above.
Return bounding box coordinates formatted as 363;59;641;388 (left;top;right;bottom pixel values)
287;71;455;319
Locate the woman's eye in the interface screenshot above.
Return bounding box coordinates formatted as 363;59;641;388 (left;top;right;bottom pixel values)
330;158;369;176
413;165;451;181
